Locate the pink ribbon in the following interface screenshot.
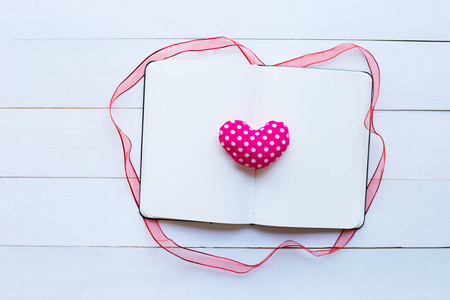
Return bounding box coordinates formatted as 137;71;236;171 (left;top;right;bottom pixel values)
109;37;385;273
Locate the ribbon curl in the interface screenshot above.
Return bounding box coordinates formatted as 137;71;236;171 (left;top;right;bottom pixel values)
109;37;385;273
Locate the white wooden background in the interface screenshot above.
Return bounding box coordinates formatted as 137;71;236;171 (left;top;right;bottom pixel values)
1;1;450;299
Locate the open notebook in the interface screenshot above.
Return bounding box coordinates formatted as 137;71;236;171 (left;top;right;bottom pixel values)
139;59;372;229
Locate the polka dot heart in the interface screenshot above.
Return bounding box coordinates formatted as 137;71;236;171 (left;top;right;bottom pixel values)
219;120;290;170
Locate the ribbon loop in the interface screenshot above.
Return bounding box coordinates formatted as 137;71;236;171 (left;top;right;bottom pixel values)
110;37;385;273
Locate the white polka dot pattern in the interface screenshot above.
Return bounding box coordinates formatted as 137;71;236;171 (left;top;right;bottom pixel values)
219;120;290;170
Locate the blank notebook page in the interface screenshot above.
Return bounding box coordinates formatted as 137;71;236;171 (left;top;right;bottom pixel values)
140;59;256;224
254;66;372;228
139;59;372;228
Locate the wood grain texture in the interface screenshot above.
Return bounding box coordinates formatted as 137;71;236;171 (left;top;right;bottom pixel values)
1;109;449;179
1;178;449;248
1;0;450;297
2;39;450;110
1;0;449;41
1;247;449;299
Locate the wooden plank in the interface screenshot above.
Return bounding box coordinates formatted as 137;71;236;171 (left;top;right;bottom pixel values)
1;178;449;248
1;1;449;41
1;2;447;298
0;108;141;178
1;247;449;299
2;39;450;110
0;109;449;179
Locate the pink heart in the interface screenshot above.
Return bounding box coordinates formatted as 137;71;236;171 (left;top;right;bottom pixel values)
219;120;290;170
